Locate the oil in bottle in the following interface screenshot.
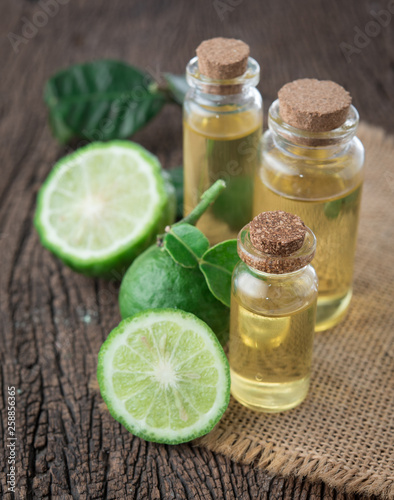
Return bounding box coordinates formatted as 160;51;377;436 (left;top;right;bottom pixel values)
183;38;263;245
229;211;318;412
253;80;364;331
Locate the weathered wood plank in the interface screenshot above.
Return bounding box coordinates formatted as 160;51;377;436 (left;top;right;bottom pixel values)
1;0;390;497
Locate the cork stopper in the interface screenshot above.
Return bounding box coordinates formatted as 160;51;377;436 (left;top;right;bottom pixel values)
238;211;315;274
196;37;250;80
278;79;352;132
250;211;306;256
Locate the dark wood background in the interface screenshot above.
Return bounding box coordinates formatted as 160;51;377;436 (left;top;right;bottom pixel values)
1;0;393;498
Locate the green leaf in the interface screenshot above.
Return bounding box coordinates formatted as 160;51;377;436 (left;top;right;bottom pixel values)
207;127;260;230
44;60;166;143
324;200;341;220
211;175;254;229
324;199;342;219
167;166;183;220
48;112;74;144
199;240;240;307
163;73;189;105
324;188;361;220
343;188;360;207
164;223;209;268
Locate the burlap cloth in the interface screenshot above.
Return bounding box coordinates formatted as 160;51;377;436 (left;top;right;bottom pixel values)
197;123;394;499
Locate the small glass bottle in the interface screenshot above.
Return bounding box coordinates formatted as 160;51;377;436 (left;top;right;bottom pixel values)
253;79;364;331
184;37;263;245
229;211;318;412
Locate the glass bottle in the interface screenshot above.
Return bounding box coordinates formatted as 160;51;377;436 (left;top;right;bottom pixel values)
229;211;318;412
253;84;364;332
183;38;263;245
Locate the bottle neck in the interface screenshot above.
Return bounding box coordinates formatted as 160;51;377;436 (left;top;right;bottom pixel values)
186;56;260;98
268;99;359;159
237;224;316;276
244;263;307;281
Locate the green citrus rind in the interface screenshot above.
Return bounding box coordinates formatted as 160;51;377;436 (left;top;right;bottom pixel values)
97;308;230;444
118;245;230;346
34;141;175;278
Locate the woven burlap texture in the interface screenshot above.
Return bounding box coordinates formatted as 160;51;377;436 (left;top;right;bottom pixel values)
197;123;394;499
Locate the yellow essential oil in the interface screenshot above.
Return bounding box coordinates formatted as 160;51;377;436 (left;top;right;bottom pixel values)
230;300;316;412
229;212;318;412
184;109;261;244
183;40;263;245
254;95;364;331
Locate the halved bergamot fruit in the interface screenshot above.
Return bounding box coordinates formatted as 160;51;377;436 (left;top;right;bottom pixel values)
34;141;175;277
97;309;230;444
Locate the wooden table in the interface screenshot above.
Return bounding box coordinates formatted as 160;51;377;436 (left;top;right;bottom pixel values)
1;1;392;498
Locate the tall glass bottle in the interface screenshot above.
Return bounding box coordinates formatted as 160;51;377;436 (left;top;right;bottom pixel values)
253;79;364;331
183;38;263;245
230;211;318;412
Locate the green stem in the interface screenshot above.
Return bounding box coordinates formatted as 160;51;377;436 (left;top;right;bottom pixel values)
177;180;226;226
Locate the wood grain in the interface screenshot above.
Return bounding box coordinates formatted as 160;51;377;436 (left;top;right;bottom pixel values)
1;0;392;497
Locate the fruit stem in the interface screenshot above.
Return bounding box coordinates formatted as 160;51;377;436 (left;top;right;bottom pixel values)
177;180;226;227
